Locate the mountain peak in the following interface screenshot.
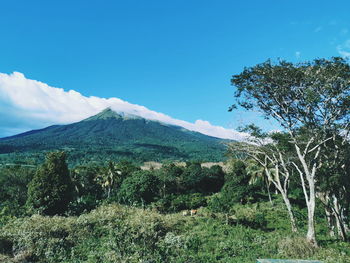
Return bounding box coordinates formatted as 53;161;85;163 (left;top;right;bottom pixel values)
83;108;142;122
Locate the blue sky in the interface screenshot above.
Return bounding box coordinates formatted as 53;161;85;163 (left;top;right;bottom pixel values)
0;0;350;137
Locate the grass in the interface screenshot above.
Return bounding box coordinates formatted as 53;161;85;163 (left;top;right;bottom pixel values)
0;201;350;263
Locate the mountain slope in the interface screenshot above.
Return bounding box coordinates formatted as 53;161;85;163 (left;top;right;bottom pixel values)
0;108;227;164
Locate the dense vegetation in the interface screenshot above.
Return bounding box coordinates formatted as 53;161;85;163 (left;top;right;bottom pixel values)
0;151;349;262
0;109;226;166
1;57;350;262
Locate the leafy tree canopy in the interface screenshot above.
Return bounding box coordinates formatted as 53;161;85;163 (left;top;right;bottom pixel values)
27;152;74;215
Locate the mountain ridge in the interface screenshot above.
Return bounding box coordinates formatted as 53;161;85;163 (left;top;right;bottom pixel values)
0;108;228;164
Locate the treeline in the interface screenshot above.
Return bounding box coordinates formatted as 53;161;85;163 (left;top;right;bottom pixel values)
0;152;231;219
0;151;277;222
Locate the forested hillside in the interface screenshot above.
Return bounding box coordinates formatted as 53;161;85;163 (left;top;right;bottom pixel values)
0;108;227;165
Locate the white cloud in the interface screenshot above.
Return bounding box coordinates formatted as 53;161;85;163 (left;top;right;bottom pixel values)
0;72;248;140
295;51;301;59
337;40;350;58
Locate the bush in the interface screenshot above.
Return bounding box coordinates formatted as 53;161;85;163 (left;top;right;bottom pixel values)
0;204;170;263
207;160;259;213
207;193;231;213
278;236;316;258
154;193;207;213
233;205;268;229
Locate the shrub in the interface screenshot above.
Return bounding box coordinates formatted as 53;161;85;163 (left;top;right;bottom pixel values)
153;193;207;213
278;236;316;258
233;205;268;229
207;193;231;213
170;193;206;211
0;204;170;263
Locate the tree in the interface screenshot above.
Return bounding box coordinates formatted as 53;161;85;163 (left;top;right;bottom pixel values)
95;161;121;199
245;159;273;205
117;170;160;206
27;152;74;215
156;163;180;198
317;137;350;240
95;160;140;199
179;162;204;193
200;165;225;193
0;165;35;216
229;127;298;233
70;165;104;213
224;160;252;204
231;57;350;245
209;160;256;212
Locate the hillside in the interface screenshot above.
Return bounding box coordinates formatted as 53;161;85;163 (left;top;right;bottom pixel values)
0;108;227;164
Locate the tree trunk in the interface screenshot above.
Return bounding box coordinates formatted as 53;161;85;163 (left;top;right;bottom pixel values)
306;204;317;245
333;196;348;241
263;166;296;232
324;207;336;237
294;143;318;246
306;181;317;246
265;177;273;206
107;186;111;199
281;192;297;232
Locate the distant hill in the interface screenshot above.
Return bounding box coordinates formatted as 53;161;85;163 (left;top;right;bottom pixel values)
0;108;228;165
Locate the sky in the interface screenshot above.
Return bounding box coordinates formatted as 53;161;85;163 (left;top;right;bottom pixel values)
1;0;350;138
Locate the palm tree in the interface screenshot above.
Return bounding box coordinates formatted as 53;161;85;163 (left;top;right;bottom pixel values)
95;161;122;198
245;159;273;205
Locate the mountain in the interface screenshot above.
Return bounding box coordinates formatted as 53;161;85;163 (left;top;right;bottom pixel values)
0;108;228;164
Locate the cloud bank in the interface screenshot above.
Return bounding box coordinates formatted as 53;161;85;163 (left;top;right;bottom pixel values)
0;72;248;140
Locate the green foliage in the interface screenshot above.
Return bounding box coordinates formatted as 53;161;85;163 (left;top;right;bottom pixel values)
71;165;103;199
0;205;169;263
179;162;204;193
200;165;225;193
114;160;140;178
231;57;350;243
277;236;316;258
170;193;207;211
26;152;74;215
152;163;225;213
0;144;349;262
224;160;252;203
209;160;259;213
156;163;181;198
70;165;104;214
118;170;160;206
0;165;34;217
1;202;350;262
232;205;268;229
231;57;350;132
0;207;15;228
0;108;226;165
